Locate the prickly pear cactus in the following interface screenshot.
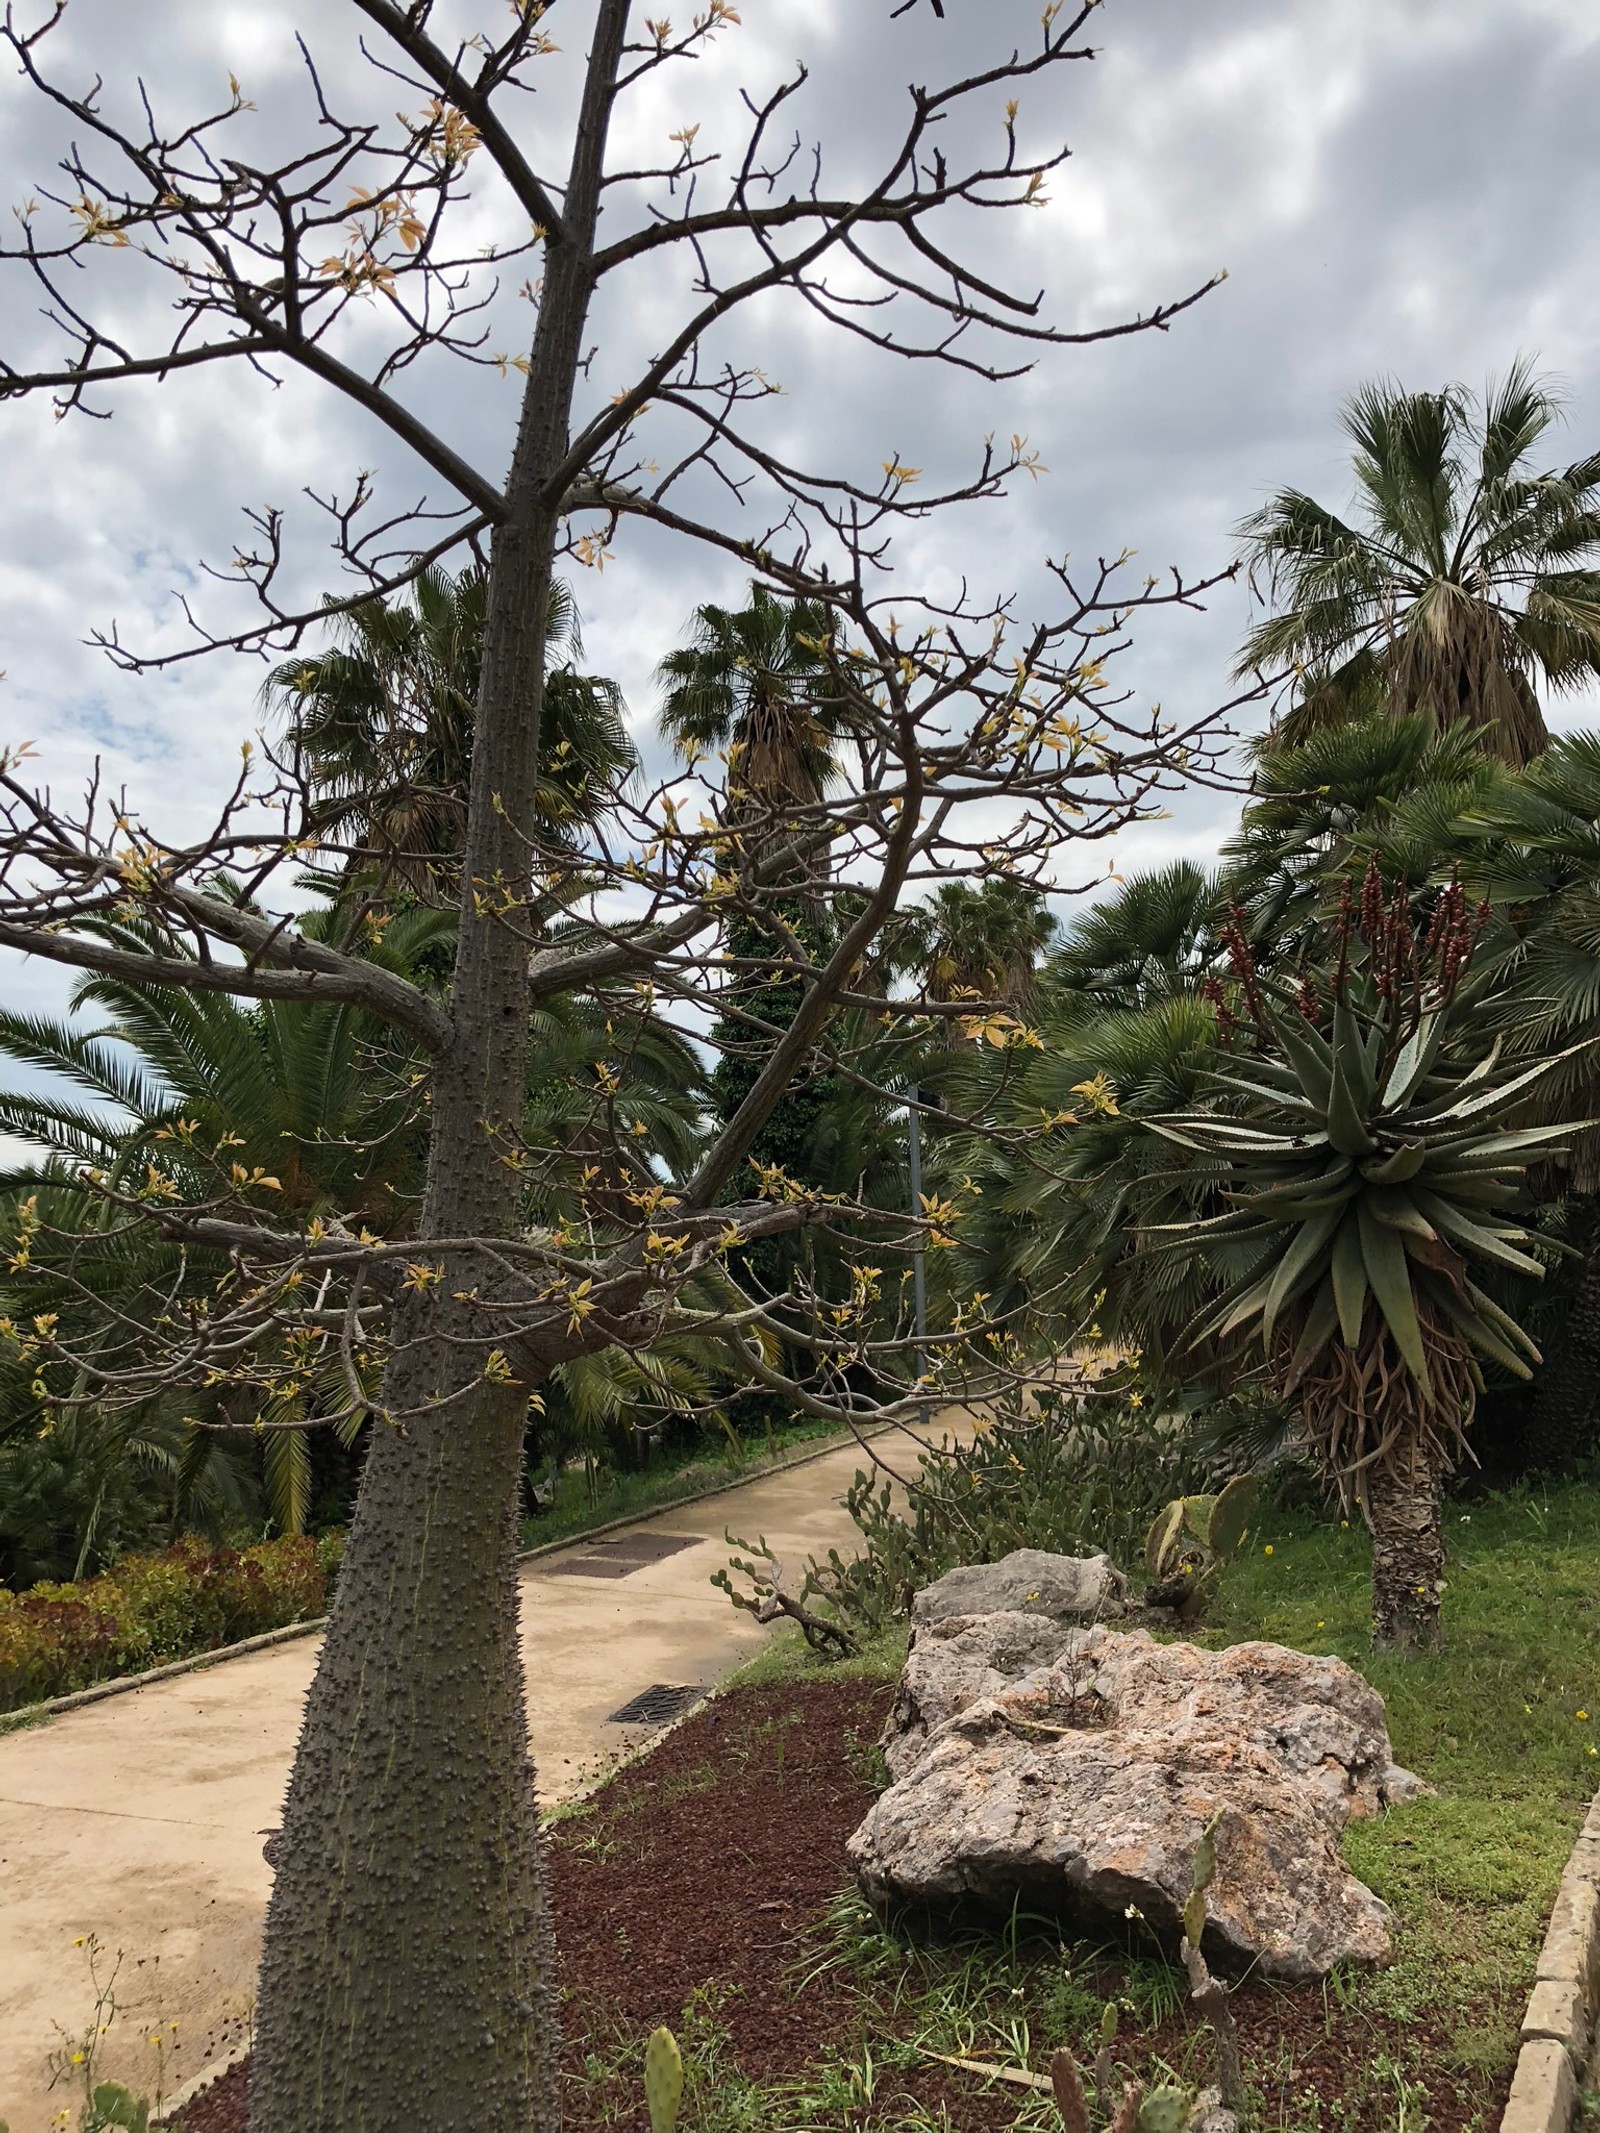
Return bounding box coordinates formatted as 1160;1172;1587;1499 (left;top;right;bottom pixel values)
1206;1474;1258;1557
89;2085;149;2133
1139;2084;1197;2133
1145;1499;1186;1580
1145;1479;1258;1619
644;2025;684;2133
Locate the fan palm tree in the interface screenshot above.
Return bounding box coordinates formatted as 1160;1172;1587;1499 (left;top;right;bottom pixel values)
1452;731;1600;1468
1238;362;1600;766
267;566;634;894
940;989;1223;1356
657;582;845;832
1221;716;1507;956
1049;864;1220;1011
894;878;1059;1015
0;903;450;1538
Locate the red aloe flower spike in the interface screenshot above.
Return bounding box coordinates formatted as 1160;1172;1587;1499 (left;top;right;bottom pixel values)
1360;853;1384;944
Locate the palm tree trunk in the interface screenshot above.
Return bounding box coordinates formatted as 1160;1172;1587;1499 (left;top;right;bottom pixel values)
250;10;630;2125
1367;1451;1444;1653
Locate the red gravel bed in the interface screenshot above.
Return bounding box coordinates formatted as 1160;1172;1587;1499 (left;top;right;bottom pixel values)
167;1677;1515;2133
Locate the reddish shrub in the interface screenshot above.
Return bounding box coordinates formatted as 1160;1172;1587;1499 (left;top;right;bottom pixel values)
0;1531;341;1714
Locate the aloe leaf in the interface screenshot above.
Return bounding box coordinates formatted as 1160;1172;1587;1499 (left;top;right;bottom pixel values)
1421;1275;1539;1379
1213;1268;1277;1340
1463;1278;1544;1356
1262;1202;1343;1345
1285;1279;1340;1389
1425;1041;1593;1126
1421;1121;1579;1167
1410;1187;1548;1277
1333;992;1376;1110
1360;1138;1426;1183
1202;1070;1324;1115
1326;1052;1378;1158
1367;1186;1437;1239
1401;1032;1501;1116
1381;1011;1447;1109
1358;1200;1432;1393
1331;1214;1368;1345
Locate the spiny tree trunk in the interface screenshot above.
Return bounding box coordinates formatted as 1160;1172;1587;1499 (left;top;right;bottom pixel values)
251;10;628;2128
1366;1449;1445;1653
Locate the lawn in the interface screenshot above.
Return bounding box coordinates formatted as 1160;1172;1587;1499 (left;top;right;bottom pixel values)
547;1480;1600;2133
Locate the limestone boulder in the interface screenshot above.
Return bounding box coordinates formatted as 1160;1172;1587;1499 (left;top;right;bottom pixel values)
850;1612;1428;1980
910;1548;1129;1631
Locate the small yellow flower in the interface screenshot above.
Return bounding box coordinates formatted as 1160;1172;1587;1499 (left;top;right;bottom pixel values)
1579;1710;1590;1722
1316;1621;1325;1630
1340;1520;1350;1530
1526;1704;1533;1714
1263;1545;1274;1557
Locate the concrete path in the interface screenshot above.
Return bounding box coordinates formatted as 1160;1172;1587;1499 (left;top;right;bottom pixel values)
0;1426;932;2130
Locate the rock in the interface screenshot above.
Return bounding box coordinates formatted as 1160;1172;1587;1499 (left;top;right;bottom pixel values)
911;1549;1130;1630
850;1617;1428;1979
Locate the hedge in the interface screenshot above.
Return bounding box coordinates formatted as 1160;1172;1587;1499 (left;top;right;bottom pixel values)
0;1530;344;1713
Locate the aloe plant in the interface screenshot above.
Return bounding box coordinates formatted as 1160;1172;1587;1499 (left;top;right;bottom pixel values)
1144;865;1580;1650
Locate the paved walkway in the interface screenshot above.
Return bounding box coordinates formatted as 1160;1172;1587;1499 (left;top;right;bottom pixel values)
0;1426;932;2130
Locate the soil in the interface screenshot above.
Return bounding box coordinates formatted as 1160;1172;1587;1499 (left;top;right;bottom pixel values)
166;1677;1516;2133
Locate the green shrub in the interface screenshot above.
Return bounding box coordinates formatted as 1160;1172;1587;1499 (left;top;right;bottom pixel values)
0;1531;341;1712
802;1392;1227;1635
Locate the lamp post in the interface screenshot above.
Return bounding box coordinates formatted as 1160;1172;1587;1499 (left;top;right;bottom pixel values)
907;1085;929;1417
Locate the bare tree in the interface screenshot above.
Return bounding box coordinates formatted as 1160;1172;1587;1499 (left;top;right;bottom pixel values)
0;3;1252;2125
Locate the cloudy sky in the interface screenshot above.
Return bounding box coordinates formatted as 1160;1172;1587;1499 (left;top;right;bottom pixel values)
2;0;1599;1027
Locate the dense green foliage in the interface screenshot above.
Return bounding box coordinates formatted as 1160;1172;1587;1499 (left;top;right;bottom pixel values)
795;1393;1228;1637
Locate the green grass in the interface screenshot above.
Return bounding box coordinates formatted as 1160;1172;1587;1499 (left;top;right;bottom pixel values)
1205;1482;1600;2071
638;1479;1600;2131
518;1415;847;1553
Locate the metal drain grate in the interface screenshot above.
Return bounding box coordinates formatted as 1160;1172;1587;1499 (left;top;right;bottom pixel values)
590;1531;701;1565
608;1682;703;1727
547;1532;702;1579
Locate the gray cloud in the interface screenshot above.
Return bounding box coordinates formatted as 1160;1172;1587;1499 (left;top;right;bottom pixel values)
2;0;1598;980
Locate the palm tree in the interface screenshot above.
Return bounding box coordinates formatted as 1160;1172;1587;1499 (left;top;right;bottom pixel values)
1221;715;1506;956
1238;362;1600;766
658;585;849;1186
1453;732;1600;1469
0;903;449;1538
895;878;1059;1015
1049;864;1220;1011
267;567;634;894
657;582;844;825
0;903;708;1545
941;987;1223;1358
